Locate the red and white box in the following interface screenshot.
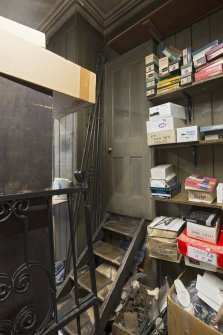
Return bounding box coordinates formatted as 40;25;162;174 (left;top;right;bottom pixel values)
195;63;223;81
178;229;223;268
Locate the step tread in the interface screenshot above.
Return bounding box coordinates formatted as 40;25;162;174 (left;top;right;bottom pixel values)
103;220;137;237
93;241;125;266
77;267;113;302
63;308;94;335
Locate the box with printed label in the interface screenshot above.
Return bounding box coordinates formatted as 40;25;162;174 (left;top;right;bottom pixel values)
147;216;185;262
181;62;193;76
145;54;158;66
159;56;169;76
180;74;194;86
177;126;199;142
217;183;223;204
186;214;221;244
147;116;185;132
178;229;223;268
147;130;176;146
149;102;186;120
188;189;216;204
184;256;217;272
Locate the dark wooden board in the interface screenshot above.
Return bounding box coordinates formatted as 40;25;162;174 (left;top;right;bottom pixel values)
93;241;125;266
77;268;113;302
103;221;138;238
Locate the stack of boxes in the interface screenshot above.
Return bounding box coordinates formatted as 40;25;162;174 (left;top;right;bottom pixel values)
150;164;181;199
178;207;222;272
145;53;159;98
147;216;185;262
146;102;186;145
189;39;223;82
185;174;217;204
157;47;182;94
180;47;194;86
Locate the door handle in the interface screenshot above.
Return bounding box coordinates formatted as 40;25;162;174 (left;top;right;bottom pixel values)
108;147;113;153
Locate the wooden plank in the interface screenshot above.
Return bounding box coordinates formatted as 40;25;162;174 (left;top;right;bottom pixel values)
152;193;222;209
103;221;137;238
0;28;96;103
99;219;147;331
77;268;113;302
150;140;223;149
93;241;125;266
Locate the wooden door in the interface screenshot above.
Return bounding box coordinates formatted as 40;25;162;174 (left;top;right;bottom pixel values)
105;43;154;219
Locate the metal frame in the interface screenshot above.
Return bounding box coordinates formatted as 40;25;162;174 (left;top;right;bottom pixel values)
0;186;101;335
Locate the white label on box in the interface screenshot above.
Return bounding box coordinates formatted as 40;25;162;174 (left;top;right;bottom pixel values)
187;245;217;265
181;65;193;76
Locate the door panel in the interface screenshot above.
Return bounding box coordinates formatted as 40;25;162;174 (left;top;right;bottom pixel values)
105;44;154;219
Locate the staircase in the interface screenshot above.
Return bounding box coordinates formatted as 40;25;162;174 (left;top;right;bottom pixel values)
58;213;146;334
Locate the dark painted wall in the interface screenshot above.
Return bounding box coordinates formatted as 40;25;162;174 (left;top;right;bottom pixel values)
0;76;52;194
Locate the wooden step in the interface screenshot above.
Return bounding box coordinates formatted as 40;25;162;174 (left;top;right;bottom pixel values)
76;267;113;302
64;307;94;335
103;220;138;238
93;241;125;266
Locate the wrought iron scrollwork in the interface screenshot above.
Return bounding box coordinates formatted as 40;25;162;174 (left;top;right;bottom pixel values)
12;265;30;293
0;200;30;223
15;305;37;333
0;274;12;302
0;203;12;222
0;319;13;335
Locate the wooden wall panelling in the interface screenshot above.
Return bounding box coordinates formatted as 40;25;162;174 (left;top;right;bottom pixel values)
210;9;223;182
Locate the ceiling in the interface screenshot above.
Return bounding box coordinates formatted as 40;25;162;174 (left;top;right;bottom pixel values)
0;0;58;28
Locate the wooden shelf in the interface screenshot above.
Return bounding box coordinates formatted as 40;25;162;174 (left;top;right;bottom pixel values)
149;73;223;104
152;193;222;209
150;139;223;149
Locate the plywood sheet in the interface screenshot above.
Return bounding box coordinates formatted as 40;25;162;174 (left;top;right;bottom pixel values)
0;28;96;103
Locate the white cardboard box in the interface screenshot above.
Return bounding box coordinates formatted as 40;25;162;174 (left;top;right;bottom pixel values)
150;173;176;188
187;215;221;244
177;126;199;142
0;16;46;48
184;256;217;272
147;116;185;132
147;129;176;146
150;164;173;179
217;183;223;204
149;102;186;120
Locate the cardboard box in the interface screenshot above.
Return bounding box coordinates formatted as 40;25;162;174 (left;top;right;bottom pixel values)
147;216;185;262
184;256;217;272
150;164;173;179
168;268;222;335
150;173;176;188
159;56;169;76
177;126;199;142
183;47;192;65
147;116;185;132
187;215;221;244
0;16;46;48
217;183;223;203
146;63;159;73
147;129;176;146
180;74;194;86
188;189;216;204
145;53;158;66
149;102;186;120
146;88;156;97
181;62;193;76
178;229;223;268
0;28;96;103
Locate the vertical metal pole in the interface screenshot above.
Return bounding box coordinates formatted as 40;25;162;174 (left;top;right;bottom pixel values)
67;192;81;335
83;190;102;334
47;196;58;325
